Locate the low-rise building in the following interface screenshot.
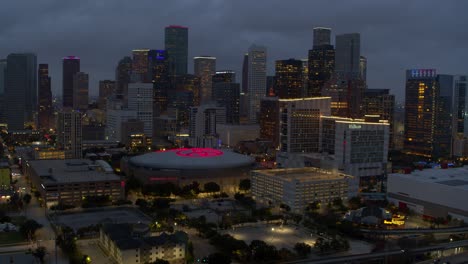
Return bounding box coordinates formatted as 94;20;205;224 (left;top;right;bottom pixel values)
24;159;123;207
251;167;352;213
99;223;187;264
387;166;468;222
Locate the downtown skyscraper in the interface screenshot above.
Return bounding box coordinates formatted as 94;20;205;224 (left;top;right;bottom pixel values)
165;25;188;76
335;33;360;79
404;69;453;159
5;53;37;130
38;64;53;130
194;56;216;104
308;27;334;97
275;59;303;99
148;49;170;117
62;56;80;108
247;44;267;123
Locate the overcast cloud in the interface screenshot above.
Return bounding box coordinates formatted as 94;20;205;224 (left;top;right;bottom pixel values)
1;0;467;102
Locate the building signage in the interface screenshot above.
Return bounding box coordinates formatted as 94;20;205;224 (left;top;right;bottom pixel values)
410;69;436;78
349;124;362;129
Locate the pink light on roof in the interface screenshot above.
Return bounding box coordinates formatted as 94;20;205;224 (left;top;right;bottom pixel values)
157;148;223;158
167;25;188;29
63;56;80;60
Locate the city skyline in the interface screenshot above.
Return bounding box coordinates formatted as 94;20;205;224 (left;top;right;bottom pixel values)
1;1;467;102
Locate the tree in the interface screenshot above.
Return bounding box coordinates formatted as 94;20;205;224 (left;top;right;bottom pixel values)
151;259;170;264
19;219;43;240
348;196;362;210
204;182;220;193
208;252;231;264
294;242;311;257
33;246;47;264
22;194;32;205
239;179;251;191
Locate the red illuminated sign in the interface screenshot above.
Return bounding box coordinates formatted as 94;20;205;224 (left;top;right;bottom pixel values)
174;148;223;158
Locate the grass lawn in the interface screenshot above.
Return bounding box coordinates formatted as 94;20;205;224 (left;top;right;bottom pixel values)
0;231;25;245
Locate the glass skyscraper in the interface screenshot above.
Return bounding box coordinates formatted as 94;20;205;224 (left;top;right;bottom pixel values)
5;53;37;130
62;56;80;108
165;25;188;76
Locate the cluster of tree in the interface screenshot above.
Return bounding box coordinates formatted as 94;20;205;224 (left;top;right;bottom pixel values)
56;225;90;264
238;179;250;192
140;181;201;198
19;219;42;240
81;195;111;208
0;209;11;223
50;203;76;211
76;224;101;238
32;246;47;264
234;192;256;209
314;236;350;254
203;182;220;193
112;199;133;206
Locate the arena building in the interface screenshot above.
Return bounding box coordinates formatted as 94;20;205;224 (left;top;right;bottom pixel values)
125;148;255;192
387;166;468;222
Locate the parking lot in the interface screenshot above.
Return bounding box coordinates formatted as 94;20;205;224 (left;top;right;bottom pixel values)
54;207;151;231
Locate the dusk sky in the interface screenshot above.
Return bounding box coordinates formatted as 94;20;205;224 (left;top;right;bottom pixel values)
1;0;467;102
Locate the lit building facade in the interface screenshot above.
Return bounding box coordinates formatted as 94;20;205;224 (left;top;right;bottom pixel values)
307;45;334;97
127;83;153;137
247;45;267;123
194;56;216;104
98;80;116;110
251;167;351;213
38;64;53;130
56;110;82;159
362;89;395;149
131;49;150;83
189;104;226;148
148;50;170;117
275;59;303;99
404;69;453;159
73;72;89;111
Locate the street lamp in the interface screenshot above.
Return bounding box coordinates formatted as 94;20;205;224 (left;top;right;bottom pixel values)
271;227;275;231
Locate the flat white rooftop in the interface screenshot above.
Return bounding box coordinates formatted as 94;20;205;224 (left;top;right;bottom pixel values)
390;166;468;191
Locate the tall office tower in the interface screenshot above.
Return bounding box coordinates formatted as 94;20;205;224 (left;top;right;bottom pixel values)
259;98;280;145
194;56;216;104
0;59;7;123
165;25;188;76
241;53;249;94
106;108;137;142
5;53;37;130
212;71;236;84
38;64;52;130
98;80;115;110
131;49;150;83
335;33;360;79
362;89;395;149
301;59;308;97
281;97;331;152
307;45;334;97
115;56;132;102
313;27;331;47
322;77;366;118
57;110;82;159
453;76;468;157
359;56;367;82
260;97;331;150
167;90;194;129
320;115;389;194
148;50;170;117
189;104;225;148
128;83;153;137
62;56;80;108
212;73;240;124
404;69;453;159
247;44;267;123
275;59;303;99
73;72;89;111
172;74;201;106
266;76;276;96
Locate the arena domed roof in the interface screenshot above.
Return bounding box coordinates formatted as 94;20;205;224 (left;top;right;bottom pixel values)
129;148;255;170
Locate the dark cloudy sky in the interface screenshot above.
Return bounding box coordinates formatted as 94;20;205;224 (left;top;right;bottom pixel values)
1;0;467;102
